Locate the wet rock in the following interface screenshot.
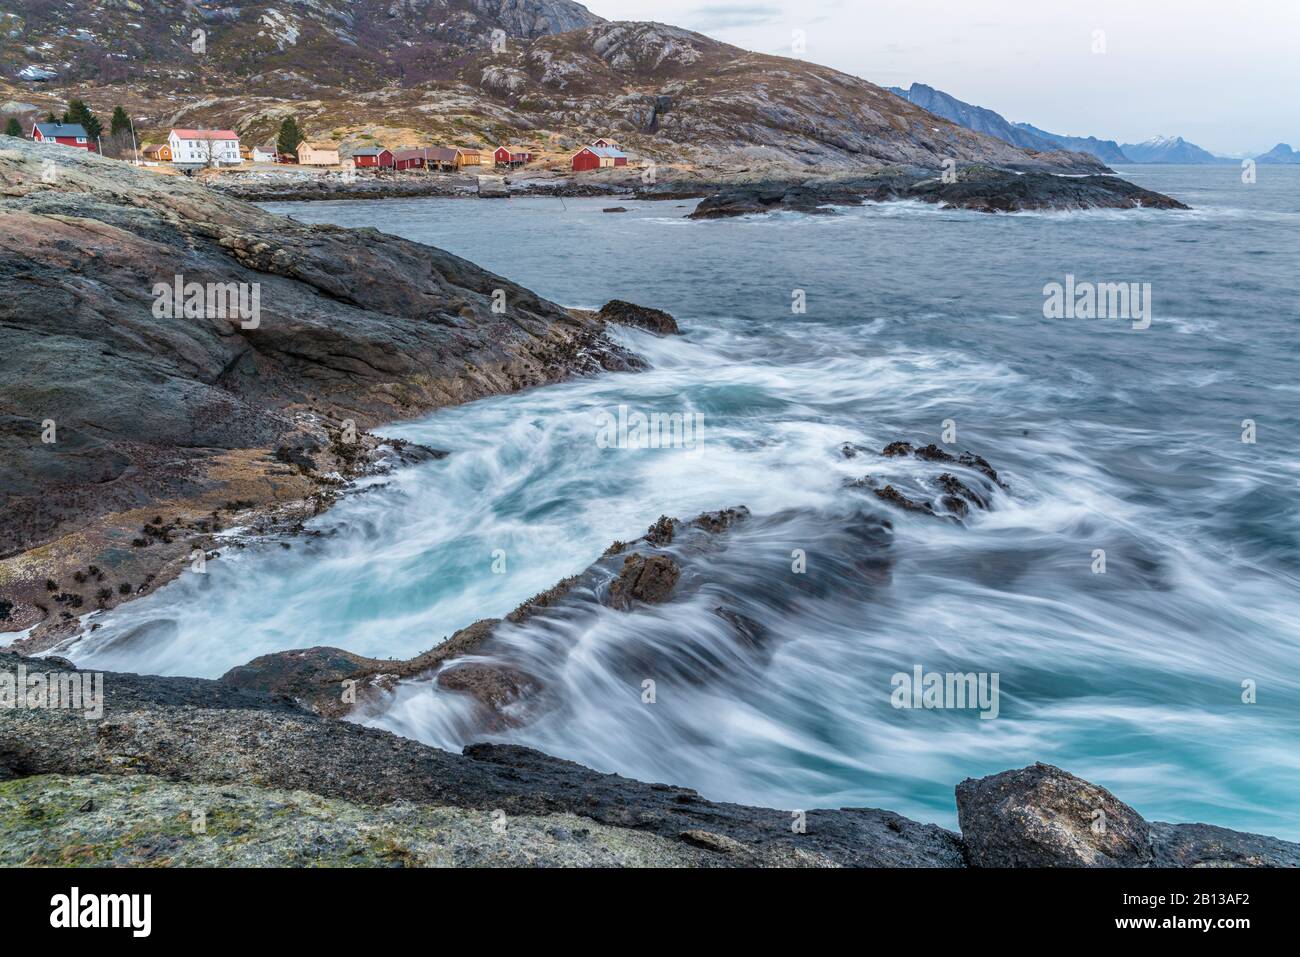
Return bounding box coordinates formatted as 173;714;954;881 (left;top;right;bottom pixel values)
690;506;750;534
506;576;581;625
608;553;681;609
933;472;989;513
5;653;1294;868
959;451;1007;488
1148;821;1300;868
435;662;542;729
644;515;677;546
873;485;935;514
596;299;680;335
913;443;956;463
957;763;1154;867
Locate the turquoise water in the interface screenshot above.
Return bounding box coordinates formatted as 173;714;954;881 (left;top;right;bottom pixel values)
64;167;1300;838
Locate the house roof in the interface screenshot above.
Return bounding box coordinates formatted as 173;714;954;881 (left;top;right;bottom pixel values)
391;148;429;161
34;122;88;138
425;147;461;162
299;141;340;151
590;146;627;158
352;147;390;156
172;128;239;140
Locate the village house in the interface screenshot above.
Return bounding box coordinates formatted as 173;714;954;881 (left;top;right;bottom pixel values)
251;147;278;164
352;147;394;169
592;137;621;150
31;122;96;151
493;146;533;168
420;146;480;171
168;128;241;166
571;145;628;171
141;143;172;162
297;141;341;166
391;148;428;171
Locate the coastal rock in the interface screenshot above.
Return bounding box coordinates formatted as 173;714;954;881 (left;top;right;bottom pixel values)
0;137;647;636
1147;821;1300;868
956;763;1154;867
219;507;745;728
607;553;681;608
435;662;542;729
0;651;962;867
219;619;501;718
476;175;509;198
596;299;680;335
872;485;935;514
3;653;1295;867
688;166;1188;219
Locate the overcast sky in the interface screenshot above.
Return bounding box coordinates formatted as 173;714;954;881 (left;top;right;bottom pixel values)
585;0;1298;155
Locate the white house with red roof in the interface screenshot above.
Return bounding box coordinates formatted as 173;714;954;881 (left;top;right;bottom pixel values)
168;128;241;166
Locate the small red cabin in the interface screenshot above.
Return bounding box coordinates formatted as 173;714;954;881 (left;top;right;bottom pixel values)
572;145;627;171
392;148;427;171
493;146;532;167
352;147;394;169
31;122;96;152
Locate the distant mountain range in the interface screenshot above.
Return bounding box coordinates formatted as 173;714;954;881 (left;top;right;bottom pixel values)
1117;135;1228;164
889;83;1295;166
1253;143;1300;164
1013;123;1130;165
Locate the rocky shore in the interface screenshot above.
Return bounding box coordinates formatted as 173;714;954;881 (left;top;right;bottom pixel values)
210;161;1189;218
10;455;1289;868
684;166;1190;218
0;139;663;648
2;648;1295;867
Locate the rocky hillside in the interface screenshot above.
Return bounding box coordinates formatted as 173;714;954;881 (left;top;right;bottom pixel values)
0;0;602;86
0;2;1106;174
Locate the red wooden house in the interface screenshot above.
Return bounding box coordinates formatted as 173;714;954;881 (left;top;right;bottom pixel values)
31;122;96;152
391;148;428;171
572;145;628;171
493;146;532;167
352;147;394;169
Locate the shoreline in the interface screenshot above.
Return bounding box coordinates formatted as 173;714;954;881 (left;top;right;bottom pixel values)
3;647;1297;866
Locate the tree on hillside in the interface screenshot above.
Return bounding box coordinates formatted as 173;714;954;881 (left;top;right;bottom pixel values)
3;117;22;138
63;99;102;140
104;106;135;159
276;117;304;157
46;111;58;123
110;106;131;137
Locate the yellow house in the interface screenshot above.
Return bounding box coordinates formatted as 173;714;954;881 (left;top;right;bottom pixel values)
297;141;341;166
